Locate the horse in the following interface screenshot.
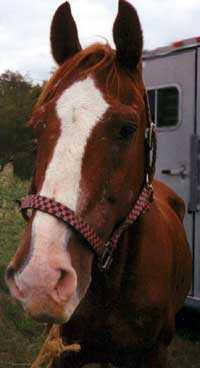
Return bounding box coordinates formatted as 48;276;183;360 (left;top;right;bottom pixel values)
6;1;192;367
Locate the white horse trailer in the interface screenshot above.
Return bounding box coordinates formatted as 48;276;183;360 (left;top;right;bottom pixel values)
143;37;200;310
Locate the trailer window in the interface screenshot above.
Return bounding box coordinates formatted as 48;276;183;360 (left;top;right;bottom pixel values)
147;87;179;128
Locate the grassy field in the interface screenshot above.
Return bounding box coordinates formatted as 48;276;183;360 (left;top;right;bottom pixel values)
0;164;46;367
0;165;200;367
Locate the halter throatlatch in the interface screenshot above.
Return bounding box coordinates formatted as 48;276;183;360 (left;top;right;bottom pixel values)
18;91;156;272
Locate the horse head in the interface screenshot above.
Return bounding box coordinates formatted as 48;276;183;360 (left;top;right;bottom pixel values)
6;0;148;323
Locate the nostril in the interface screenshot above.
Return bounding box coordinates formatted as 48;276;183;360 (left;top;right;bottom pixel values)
5;266;24;300
51;268;77;304
6;265;15;281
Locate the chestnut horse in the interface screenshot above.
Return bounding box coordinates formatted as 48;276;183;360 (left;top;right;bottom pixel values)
6;1;192;367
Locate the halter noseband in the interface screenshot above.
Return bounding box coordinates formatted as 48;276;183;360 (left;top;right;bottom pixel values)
18;92;156;272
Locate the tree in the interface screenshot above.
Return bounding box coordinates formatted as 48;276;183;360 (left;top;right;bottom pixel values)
0;71;43;179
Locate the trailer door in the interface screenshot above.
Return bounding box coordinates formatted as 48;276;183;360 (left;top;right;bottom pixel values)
143;50;195;260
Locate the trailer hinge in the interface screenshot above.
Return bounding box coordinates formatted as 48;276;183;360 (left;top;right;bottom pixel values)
188;135;200;212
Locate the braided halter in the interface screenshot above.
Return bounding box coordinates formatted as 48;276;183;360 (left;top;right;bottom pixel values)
19;92;156;271
20;186;153;270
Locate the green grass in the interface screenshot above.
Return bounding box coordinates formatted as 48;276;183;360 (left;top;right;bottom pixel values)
0;163;28;277
0;164;45;367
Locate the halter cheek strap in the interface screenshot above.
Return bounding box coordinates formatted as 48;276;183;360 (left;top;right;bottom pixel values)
19;185;153;271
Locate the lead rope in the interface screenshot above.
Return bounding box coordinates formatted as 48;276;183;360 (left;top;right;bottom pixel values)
31;324;80;368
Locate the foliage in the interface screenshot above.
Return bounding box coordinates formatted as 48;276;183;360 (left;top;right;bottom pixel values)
0;70;43;179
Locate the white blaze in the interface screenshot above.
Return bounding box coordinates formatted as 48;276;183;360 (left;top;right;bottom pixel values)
41;76;109;208
16;77;109;304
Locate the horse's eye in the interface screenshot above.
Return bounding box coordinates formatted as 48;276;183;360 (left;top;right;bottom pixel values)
118;123;137;140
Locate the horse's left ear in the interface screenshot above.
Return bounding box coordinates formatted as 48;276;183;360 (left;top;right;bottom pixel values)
50;2;82;65
113;0;143;71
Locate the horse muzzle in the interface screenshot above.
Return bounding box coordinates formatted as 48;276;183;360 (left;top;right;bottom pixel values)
6;255;79;323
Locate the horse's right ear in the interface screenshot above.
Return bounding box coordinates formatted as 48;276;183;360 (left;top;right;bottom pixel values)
113;0;143;71
50;2;82;65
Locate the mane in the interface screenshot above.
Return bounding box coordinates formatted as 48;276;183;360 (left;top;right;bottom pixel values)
36;43;144;109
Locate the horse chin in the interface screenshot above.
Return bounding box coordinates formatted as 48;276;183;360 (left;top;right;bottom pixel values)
23;281;92;324
23;302;76;324
25;309;69;324
20;290;80;324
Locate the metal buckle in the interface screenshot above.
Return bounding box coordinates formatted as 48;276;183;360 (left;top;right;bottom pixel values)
146;173;154;188
145;122;155;150
98;242;114;272
145;176;154;204
148;122;155;150
150;122;155;150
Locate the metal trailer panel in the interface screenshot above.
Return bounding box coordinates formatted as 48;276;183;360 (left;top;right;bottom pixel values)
143;48;200;307
194;47;200;299
143;49;195;250
143;37;200;59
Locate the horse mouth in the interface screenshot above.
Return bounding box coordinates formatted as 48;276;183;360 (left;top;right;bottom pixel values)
6;269;79;323
24;305;70;324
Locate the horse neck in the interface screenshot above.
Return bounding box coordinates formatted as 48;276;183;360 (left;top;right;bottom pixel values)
91;223;140;303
